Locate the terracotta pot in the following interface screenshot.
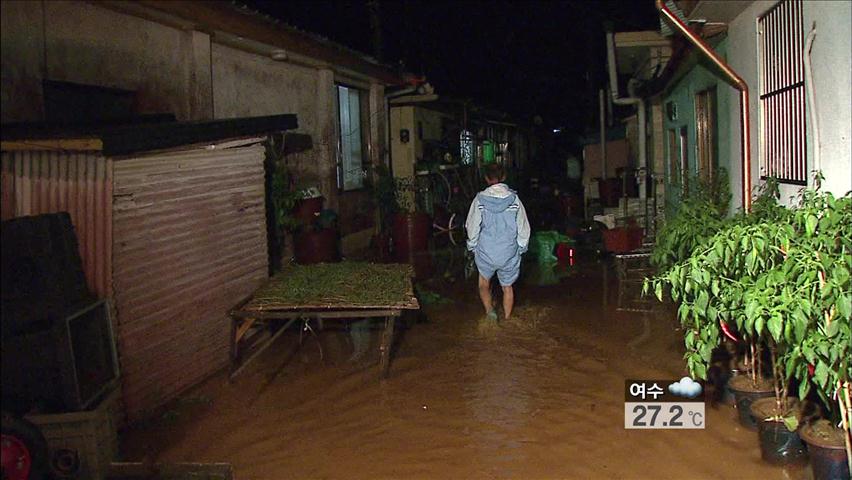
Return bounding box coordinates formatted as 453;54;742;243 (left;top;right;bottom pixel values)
728;375;775;429
800;421;850;480
750;397;807;465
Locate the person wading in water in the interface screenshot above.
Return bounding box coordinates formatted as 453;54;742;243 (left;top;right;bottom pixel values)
465;163;531;321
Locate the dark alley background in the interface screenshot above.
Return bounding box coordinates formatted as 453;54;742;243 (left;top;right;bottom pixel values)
239;0;660;131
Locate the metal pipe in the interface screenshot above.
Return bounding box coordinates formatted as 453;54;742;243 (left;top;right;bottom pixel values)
804;23;819;177
655;0;752;211
607;32;647;198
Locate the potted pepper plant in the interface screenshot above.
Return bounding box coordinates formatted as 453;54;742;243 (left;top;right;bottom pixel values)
782;185;852;478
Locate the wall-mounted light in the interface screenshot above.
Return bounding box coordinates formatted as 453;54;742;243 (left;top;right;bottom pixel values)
400;129;410;143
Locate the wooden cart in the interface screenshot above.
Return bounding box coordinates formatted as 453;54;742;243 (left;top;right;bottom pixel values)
228;263;419;380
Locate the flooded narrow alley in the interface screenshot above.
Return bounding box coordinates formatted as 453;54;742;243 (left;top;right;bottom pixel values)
122;256;808;479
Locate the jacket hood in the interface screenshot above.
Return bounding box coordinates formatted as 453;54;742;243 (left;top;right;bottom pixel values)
479;184;516;213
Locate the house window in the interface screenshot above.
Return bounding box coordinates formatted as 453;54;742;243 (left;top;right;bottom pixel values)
758;0;807;184
695;87;717;182
337;85;368;191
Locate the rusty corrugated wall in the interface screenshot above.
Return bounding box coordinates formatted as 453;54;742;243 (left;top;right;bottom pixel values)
0;151;113;298
112;144;268;419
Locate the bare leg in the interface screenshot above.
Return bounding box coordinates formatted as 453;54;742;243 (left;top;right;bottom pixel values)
478;275;493;314
502;285;514;319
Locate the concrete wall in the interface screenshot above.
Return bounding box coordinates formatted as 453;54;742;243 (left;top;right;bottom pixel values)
1;1;45;122
212;44;318;129
0;0;204;122
725;0;852;208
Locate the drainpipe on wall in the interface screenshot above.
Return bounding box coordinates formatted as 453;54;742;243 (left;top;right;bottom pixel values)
606;32;647;202
804;23;820;179
655;0;752;212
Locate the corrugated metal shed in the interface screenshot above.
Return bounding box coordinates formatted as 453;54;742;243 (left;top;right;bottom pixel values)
1;115;297;420
112;144;268;418
1;151;113;297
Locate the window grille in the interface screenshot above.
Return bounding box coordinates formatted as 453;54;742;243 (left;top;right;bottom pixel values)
758;0;807;185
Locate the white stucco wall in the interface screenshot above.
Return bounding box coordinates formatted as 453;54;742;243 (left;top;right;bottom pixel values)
725;0;852;210
803;0;852;198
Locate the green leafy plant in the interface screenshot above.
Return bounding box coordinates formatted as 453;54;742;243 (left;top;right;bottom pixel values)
651;170;731;271
781;185;851;462
646;172;851;450
269;166;301;233
645;178;793;383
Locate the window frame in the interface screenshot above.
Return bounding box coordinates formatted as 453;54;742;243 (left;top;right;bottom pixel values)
335;83;370;192
757;0;807;185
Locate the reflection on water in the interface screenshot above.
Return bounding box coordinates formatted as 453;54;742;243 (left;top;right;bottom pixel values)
522;260;575;286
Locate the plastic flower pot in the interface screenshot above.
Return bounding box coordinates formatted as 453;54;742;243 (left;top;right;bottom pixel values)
728;375;775;429
800;420;851;480
750;397;807;465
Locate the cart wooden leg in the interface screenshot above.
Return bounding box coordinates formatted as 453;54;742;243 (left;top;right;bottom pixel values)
379;316;395;379
230;318;298;381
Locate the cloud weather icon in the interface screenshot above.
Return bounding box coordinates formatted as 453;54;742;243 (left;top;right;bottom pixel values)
668;377;703;398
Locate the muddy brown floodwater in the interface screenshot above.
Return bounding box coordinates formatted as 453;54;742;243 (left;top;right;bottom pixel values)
122;257;812;479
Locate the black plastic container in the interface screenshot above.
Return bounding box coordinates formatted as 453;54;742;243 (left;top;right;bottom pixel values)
756;420;808;465
728;375;775;429
801;422;851;480
751;397;807;465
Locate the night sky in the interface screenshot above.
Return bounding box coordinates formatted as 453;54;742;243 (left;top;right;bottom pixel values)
239;0;660;133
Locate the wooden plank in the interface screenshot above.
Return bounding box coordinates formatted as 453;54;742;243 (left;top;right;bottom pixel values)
243;301;419;312
1;138;103;152
229;318;297;380
231;309;403;320
234;317;257;343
